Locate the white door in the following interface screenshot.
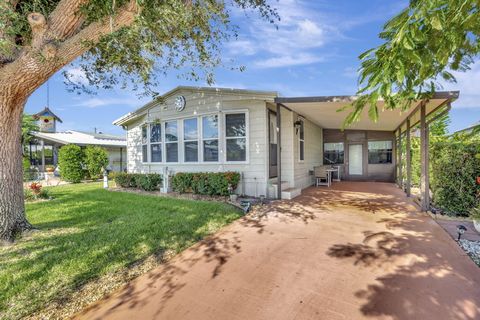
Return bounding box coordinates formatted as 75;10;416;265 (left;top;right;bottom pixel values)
348;144;363;175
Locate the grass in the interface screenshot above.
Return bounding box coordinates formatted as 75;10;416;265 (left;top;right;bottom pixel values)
0;183;242;320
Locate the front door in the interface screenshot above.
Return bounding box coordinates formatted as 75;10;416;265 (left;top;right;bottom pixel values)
348;144;363;177
269;111;277;178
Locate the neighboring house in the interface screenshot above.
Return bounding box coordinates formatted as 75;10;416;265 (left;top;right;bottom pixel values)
114;86;458;200
453;121;480;135
27;107;127;172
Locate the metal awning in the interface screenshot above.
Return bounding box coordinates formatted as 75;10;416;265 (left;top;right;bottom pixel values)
274;91;459;131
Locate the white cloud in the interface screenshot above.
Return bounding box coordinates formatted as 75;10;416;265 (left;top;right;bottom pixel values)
70;97;143;109
227;0;335;68
64;67;89;85
442;61;480;109
255;53;324;68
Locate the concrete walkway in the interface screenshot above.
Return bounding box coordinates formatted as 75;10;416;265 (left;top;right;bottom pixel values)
75;182;480;320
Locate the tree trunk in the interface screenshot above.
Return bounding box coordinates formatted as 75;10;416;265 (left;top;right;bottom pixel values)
0;97;32;242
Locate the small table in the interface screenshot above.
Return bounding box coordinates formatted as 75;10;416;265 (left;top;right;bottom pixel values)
326;166;341;182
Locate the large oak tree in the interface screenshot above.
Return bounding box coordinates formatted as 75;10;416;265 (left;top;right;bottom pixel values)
0;0;277;242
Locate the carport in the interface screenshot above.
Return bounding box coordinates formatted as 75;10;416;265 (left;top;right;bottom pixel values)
273;91;459;211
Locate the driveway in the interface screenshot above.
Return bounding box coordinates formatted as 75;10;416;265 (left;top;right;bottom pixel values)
75;182;480;320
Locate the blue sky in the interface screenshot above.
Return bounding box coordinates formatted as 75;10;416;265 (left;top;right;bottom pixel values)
25;0;479;135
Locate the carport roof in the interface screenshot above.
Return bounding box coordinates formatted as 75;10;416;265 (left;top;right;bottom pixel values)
274;91;459;131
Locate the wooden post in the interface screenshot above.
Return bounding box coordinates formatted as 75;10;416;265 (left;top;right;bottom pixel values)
276;103;282;200
406;119;412;197
398;129;403;190
420;102;430;211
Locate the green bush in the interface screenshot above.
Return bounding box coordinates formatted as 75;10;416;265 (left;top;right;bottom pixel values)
171;172;240;196
430;140;480;215
58;144;85;183
84;146;109;179
113;172;162;191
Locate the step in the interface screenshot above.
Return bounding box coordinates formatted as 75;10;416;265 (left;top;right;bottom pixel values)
281;187;302;200
271;180;290;191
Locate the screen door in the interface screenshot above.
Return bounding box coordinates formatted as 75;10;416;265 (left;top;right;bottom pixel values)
348;144;363;175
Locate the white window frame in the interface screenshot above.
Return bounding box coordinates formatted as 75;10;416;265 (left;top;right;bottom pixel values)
149;122;162;163
298;118;305;163
164;120;179;164
141;124;149;163
224;111;249;164
183;117;199;163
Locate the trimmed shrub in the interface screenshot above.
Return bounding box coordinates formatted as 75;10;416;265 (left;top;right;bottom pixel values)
58;144;85;183
171;172;240;196
134;174;162;191
430;140;480;215
84;146;109;179
113;172;162;191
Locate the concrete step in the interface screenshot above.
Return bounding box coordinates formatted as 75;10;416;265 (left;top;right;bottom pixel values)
281;187;302;200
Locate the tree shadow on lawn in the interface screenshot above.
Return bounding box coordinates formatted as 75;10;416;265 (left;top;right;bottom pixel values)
326;213;480;319
0;186;243;320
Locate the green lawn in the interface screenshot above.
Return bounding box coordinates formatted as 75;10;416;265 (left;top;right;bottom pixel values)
0;183;242;320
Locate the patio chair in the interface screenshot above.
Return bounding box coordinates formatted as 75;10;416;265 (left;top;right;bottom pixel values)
314;166;331;187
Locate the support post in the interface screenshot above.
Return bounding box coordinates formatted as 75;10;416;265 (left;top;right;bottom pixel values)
120;147;123;172
406;119;412;197
398;130;403;190
40;139;45;172
276;103;282;200
420;102;430;211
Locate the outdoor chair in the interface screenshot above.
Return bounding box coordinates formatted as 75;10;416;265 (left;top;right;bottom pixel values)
314;166;331;187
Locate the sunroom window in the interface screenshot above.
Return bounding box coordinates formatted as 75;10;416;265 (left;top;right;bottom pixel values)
150;123;162;162
202;115;218;162
141;124;148;162
225;113;246;162
183;118;198;162
165;121;178;162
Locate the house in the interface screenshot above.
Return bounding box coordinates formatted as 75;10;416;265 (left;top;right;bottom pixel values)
113;86;458;207
27;107;127;172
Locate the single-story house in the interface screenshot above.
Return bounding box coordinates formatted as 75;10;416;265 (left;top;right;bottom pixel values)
27;107;127;172
113;86;459;208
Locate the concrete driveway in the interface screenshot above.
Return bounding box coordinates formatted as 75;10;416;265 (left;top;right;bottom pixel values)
75;182;480;320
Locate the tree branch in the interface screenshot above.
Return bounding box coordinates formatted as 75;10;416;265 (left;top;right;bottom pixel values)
46;0;90;41
28;13;47;49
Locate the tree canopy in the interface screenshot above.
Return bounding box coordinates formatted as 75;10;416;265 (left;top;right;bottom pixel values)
346;0;480;126
0;0;278;97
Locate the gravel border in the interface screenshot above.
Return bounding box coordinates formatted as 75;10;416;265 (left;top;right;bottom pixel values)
458;239;480;267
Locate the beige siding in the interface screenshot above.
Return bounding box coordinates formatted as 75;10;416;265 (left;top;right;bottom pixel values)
293;116;323;189
125;88;271;197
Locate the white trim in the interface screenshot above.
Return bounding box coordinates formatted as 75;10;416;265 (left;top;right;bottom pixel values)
298;118;305;163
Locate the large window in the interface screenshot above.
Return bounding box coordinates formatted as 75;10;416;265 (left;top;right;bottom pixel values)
184;118;198;162
141;124;148;162
202;115;218;162
150;123;162;162
225;113;246;162
324;142;344;165
165;121;178;162
298;119;304;161
368;141;393;164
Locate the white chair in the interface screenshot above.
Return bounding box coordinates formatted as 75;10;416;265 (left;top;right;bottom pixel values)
314;166;331;187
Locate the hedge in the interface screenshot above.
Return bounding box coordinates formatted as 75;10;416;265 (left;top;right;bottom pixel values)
84;146;109;179
171;172;240;196
113;172;162;191
58;144;85;183
430;140;480;215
